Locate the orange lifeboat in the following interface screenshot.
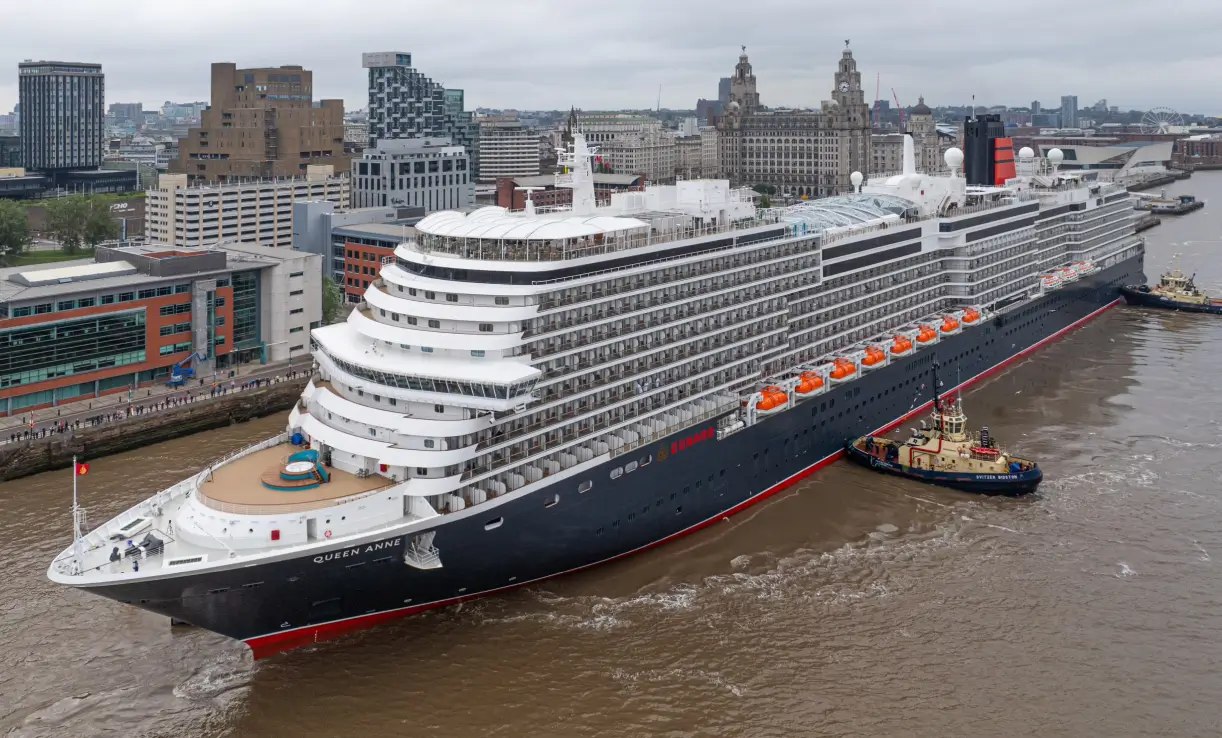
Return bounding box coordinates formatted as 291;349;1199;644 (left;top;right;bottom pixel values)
755;386;788;413
795;371;825;396
962;308;981;325
861;345;888;370
829;358;857;383
891;335;914;356
916;325;939;344
940;315;961;334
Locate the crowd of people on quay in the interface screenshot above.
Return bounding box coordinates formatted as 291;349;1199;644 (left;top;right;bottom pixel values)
2;369;309;446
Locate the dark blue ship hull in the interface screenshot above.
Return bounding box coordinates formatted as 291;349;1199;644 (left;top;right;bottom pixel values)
1120;285;1222;314
842;442;1042;496
78;253;1144;658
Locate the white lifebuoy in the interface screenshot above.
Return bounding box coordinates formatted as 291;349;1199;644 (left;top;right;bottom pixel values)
324;530;332;539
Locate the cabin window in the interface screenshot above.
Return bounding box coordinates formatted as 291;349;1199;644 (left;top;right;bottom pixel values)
640;454;652;467
424;439;435;448
578;480;593;493
610;467;623;479
544;494;559;508
484;517;504;530
625;461;639;473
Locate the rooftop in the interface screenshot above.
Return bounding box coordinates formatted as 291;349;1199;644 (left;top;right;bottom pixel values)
0;242;303;305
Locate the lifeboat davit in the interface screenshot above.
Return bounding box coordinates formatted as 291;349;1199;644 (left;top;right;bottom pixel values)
829;358;857;384
795;371;825;397
1041;273;1062;290
891;335;914;356
962;307;981;325
940;315;961;335
861;345;888;371
755;386;788;413
916;324;939;345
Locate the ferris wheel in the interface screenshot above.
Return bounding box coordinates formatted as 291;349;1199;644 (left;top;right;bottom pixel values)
1141;107;1184;135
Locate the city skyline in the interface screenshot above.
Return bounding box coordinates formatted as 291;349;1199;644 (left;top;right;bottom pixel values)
3;0;1221;117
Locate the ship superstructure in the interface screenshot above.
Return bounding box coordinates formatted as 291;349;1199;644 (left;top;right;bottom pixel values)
49;126;1145;657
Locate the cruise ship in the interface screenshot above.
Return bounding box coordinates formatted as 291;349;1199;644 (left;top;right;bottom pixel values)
48;118;1145;658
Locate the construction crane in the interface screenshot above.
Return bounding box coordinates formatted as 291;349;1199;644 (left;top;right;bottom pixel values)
892;88;905;129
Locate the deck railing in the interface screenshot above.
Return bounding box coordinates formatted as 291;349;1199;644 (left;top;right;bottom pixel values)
195;478;396;516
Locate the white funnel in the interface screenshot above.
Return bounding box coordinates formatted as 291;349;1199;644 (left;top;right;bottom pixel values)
902;133;916;176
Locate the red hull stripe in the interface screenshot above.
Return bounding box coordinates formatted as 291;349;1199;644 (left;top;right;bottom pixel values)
246;298;1122;658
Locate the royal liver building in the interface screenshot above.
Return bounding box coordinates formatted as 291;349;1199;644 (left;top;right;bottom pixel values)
717;44;872;199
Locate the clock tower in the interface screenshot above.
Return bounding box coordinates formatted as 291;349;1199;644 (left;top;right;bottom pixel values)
832;39;866;108
823;40;872;194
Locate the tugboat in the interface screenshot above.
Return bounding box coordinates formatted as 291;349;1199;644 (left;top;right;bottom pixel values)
844;363;1042;496
1121;256;1222;314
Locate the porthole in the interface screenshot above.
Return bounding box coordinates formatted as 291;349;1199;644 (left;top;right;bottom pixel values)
625;460;639;473
484;517;504;530
544;494;560;508
578;480;593;493
610;467;623;479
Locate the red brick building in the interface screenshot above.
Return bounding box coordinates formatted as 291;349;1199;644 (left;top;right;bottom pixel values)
332;223;419;304
495;173;645;210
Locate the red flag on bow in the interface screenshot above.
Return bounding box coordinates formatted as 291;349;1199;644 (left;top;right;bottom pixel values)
75;462;89;476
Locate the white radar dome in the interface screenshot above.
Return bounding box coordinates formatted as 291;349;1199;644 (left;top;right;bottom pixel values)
1047;148;1064;165
944;147;964;170
1018;146;1035;159
850;171;863;188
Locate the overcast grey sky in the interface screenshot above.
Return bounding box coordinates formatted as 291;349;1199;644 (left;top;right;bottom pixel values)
4;0;1220;116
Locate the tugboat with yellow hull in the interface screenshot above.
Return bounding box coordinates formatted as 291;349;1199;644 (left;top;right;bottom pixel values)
845;363;1042;496
1121;257;1222;315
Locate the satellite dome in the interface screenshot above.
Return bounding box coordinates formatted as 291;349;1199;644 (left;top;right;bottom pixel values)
944;147;964;170
1047;148;1064;165
850;171;863;189
1018;146;1035;159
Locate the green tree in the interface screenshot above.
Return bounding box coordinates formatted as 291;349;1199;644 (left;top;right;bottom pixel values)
0;199;32;265
322;277;345;325
44;195;91;253
83;199;120;246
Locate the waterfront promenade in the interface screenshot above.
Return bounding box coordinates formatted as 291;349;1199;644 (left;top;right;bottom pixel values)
0;361;309;447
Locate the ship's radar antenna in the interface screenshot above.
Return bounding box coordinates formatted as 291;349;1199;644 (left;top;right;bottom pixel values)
515;186;544;215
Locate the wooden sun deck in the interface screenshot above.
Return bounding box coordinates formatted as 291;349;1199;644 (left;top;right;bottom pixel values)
200;444;387;507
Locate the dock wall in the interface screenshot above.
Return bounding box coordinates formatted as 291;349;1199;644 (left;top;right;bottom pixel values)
0;378;307;483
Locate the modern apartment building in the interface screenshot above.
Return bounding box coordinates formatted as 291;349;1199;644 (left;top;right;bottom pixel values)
352;137;473;211
171;63;349;183
476;117;539;182
146;165;349;248
18;61;105;173
0;242;321;416
362;52;479;174
1060;95;1079;129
